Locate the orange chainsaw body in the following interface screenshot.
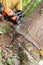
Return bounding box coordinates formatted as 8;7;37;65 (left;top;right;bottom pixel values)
2;8;17;21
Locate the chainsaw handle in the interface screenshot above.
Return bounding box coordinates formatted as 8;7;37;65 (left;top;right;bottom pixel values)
5;13;22;25
5;14;17;19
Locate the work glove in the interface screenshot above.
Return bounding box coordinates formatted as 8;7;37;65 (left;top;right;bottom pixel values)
16;10;23;19
15;10;23;25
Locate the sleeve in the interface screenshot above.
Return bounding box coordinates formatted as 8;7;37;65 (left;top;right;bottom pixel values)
15;0;22;11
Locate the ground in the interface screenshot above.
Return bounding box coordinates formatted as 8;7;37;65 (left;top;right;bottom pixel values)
0;1;43;65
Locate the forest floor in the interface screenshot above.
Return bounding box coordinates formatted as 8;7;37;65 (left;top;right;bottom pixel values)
0;1;43;65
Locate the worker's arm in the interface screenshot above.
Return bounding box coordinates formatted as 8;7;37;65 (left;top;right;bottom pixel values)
15;0;22;11
15;0;23;24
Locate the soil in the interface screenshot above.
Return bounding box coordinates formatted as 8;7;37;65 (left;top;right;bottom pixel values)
18;0;43;62
20;0;43;47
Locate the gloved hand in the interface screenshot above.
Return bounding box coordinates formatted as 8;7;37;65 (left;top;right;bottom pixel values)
15;10;23;25
16;10;23;20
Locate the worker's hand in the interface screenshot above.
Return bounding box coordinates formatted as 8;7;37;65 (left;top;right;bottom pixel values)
15;10;23;25
16;10;23;19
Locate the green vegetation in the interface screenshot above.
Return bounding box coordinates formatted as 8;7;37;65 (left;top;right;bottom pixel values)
23;0;42;16
0;51;3;65
6;58;14;65
0;22;11;33
22;0;31;9
26;0;42;16
18;47;29;65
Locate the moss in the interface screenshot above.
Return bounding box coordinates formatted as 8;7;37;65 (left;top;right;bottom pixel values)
25;0;42;16
18;47;29;65
0;51;3;65
6;58;14;65
0;22;11;33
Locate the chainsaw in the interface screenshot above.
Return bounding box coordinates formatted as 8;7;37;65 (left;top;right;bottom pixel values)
0;4;43;57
